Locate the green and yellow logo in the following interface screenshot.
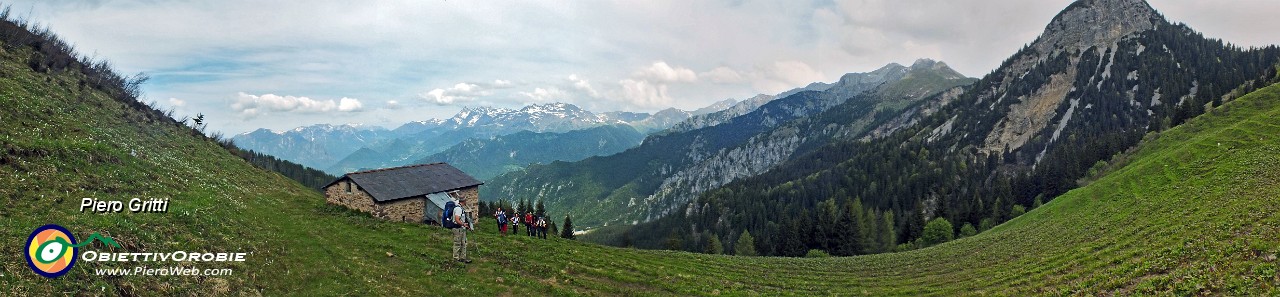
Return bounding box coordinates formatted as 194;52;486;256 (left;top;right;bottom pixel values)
25;224;77;278
24;224;120;278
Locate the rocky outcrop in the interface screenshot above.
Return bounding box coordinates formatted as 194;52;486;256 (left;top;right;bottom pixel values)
1035;0;1161;55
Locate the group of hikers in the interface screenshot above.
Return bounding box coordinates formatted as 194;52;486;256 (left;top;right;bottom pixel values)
441;196;553;264
492;207;549;239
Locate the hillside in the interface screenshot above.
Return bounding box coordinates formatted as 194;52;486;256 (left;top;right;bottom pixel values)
5;22;1280;292
3;6;1280;296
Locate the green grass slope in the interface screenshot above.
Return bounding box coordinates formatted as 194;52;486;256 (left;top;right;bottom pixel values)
2;24;1280;295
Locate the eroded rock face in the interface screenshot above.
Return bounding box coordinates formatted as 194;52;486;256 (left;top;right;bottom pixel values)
976;0;1164;155
982;66;1078;155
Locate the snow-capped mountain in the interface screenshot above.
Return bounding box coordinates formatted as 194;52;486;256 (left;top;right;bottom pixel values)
234;101;738;175
437;103;637;133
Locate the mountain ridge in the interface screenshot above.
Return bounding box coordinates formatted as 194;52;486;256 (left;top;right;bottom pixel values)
484;60;976;228
235;101;709;175
616;0;1280;256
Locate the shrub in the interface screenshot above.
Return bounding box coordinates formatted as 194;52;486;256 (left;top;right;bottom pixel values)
921;217;954;247
959;223;977;238
1011;205;1027;218
805;249;830;258
979;218;996;232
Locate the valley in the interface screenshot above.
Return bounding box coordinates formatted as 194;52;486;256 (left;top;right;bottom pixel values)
3;0;1280;295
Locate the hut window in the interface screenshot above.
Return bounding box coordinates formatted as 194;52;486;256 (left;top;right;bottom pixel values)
346;182;352;194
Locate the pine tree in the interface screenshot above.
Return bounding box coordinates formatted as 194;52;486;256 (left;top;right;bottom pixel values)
990;196;1006;223
735;230;756;256
664;232;682;251
860;206;877;253
706;235;723;255
837;200;864;256
879;210;896;253
906;200;926;242
561;215;575;240
535;199;546;217
815;198;840;253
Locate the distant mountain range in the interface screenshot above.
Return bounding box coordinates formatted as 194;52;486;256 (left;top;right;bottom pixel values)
231;100;752;177
483;59;977;228
414;124;647;180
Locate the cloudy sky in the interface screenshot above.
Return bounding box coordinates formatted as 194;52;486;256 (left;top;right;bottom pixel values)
7;0;1278;134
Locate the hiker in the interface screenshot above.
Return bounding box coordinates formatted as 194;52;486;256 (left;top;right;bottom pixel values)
524;212;535;236
510;210;519;235
536;216;547;239
445;196;472;263
494;207;508;236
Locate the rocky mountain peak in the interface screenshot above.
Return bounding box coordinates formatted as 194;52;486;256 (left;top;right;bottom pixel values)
909;58;939;69
908;59;966;79
1035;0;1163;54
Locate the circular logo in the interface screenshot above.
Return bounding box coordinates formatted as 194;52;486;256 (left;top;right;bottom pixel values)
25;224;78;278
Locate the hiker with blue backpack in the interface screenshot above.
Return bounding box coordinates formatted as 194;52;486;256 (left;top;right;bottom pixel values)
442;195;472;263
494;207;508;236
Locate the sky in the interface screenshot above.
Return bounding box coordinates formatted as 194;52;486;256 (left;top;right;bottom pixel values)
6;0;1279;135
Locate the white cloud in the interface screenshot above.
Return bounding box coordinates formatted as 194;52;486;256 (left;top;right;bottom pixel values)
231;92;363;118
420;83;488;105
617;78;673;108
338;97;363;112
634;61;698;83
492;79;513;87
168;97;186;107
567;74;600;98
753;60;826;94
385;100;401;109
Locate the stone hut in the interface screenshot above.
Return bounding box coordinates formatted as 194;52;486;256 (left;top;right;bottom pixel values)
323;162;482;225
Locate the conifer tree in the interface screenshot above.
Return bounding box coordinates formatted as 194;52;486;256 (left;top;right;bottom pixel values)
706;235;723;255
879;210;896;253
561;215;575;240
735;230;756;256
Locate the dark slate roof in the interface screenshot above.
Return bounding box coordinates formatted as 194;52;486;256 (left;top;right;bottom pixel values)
325;163;483;203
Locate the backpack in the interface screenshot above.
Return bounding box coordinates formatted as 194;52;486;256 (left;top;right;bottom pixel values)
497;212;507;224
441;201;461;229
